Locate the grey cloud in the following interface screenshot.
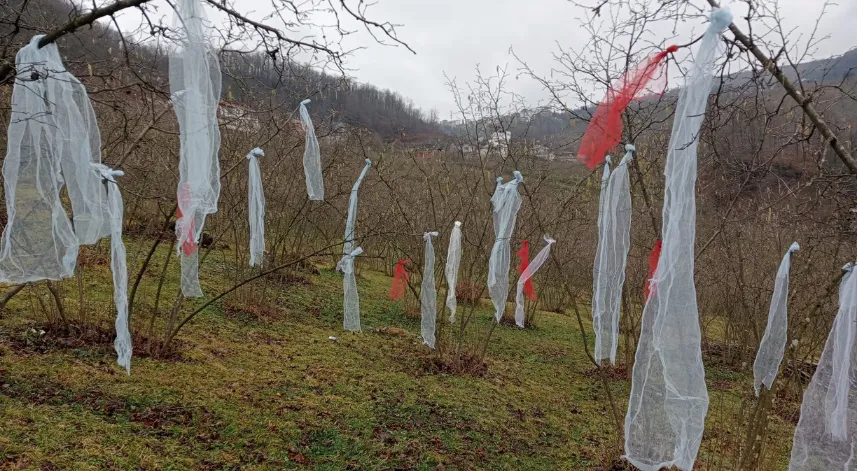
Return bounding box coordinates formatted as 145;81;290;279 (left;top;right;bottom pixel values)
340;0;855;116
116;0;857;117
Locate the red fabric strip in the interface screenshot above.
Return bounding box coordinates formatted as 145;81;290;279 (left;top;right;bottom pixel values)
644;239;662;301
389;259;411;300
578;45;677;169
517;240;537;301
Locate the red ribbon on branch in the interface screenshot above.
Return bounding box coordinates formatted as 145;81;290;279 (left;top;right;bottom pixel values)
577;45;678;169
176;183;198;256
644;239;663;301
389;259;411;300
516;240;537;301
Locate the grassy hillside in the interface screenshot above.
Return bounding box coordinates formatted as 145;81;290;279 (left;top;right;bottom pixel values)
0;241;796;470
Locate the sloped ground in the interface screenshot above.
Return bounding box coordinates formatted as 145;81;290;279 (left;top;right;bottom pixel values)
0;256;795;470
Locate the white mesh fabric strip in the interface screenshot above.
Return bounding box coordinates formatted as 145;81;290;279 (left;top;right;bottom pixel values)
421;232;439;348
337;159;371;272
247;148;265;267
299;99;324;200
342;247;363;332
593;148;634;364
753;242;800;395
491;177;503;235
592;156;612;361
40;39;110;246
790;263;857;470
170;0;222;297
0;36;79;283
515;236;555;328
488;172;524;322
445;221;463;323
337;160;371;331
828;266;856;441
92;164;132;374
624;9;732;471
180;250;202;297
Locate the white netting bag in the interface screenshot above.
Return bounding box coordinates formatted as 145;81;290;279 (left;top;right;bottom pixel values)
488;171;523;322
445;221;463;323
180;250;202;298
491;177;503;232
624;8;732;471
35;39;111;246
515;235;555;328
342;247;364;332
170;0;222;297
0;36;79;282
593;147;634;364
337;159;372;271
753;241;800;395
246;147;265;267
421;232;439;348
789;262;857;470
92;164;132;374
299;99;324;201
336;159;371;331
593;155;612;359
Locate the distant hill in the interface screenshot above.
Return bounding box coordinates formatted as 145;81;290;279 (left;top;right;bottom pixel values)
443;48;857;148
0;0;443;141
733;48;857;87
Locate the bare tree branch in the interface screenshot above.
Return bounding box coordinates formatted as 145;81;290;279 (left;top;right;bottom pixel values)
705;0;857;179
0;0;153;84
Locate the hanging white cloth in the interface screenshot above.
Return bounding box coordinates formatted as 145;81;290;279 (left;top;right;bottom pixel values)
515;235;555;328
789;262;857;470
491;177;503;234
753;242;800;395
336;160;371;331
299;99;324;200
624;8;732;471
488;171;524;322
170;0;222;297
337;159;372;272
0;36;79;283
593;155;612;360
445;221;463;323
341;247;364;332
421;232;439;348
92;164;132;374
593;147;634;364
3;34;110;248
246;148;265;267
179;250;202;297
35;37;111;247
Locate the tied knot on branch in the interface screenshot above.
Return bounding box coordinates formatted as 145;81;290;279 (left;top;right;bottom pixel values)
91;163;124;184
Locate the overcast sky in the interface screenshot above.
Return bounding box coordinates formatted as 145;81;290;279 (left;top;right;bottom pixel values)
326;0;857;118
117;0;857;118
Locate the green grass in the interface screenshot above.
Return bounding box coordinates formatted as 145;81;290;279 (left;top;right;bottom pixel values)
0;242;797;470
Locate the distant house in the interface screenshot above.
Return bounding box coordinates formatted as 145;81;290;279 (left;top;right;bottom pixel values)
533;143;556;161
554;151;577;163
218;102;260;132
488;131;511;158
517;108;536;122
415;140;445;159
416;147;438;160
